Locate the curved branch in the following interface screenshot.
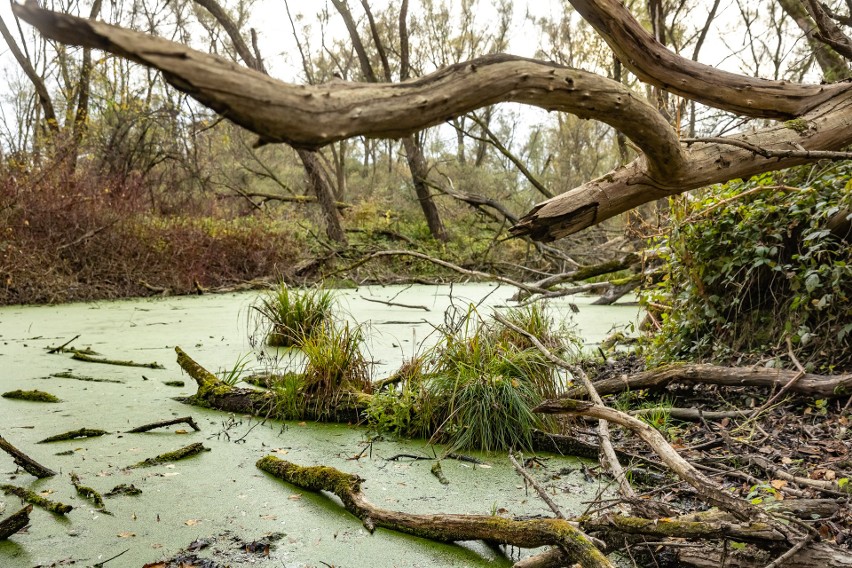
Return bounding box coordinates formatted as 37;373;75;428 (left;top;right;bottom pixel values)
569;0;848;118
12;2;685;179
512;91;852;240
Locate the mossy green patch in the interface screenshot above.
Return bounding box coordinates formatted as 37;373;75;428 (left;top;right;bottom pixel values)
2;389;60;402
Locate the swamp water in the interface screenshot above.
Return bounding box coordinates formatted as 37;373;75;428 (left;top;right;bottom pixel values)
0;284;639;567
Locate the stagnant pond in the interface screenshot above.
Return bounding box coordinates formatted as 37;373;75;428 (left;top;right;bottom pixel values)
0;284;639;567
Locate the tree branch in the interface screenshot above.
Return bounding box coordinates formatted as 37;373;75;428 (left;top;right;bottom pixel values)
568;0;848;118
12;2;685;180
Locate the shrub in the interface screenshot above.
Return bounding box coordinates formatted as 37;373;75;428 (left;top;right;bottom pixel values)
641;163;852;371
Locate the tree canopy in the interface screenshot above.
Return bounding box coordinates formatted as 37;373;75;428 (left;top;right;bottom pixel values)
11;0;852;241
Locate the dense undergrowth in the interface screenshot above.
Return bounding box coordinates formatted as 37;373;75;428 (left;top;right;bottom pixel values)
641;163;852;372
0;159;564;305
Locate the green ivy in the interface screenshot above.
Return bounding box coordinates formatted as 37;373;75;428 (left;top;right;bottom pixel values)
641;163;852;371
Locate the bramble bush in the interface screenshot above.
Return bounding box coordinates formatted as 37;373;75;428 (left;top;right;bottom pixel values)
642;163;852;372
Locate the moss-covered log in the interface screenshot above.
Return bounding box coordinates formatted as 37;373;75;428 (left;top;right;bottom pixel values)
0;505;32;540
0;434;56;478
2;389;60;402
176;346;368;423
582;513;784;544
256;456;614;568
1;484;72;514
70;472;107;510
127;442;209;469
37;428;108;443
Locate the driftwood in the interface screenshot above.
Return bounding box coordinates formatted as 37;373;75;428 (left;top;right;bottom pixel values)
126;416;201;433
71;351;165;369
0;505;32;540
0;434;56;478
256;456;614;568
564;363;852;399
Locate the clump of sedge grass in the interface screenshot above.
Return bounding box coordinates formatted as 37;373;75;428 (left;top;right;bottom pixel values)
253;284;335;347
300;321;371;418
417;304;575;452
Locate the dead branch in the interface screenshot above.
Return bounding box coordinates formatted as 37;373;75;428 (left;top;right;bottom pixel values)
126;416;201;433
534;398;799;540
563;363;852;399
256;456;614;568
37;428;108;443
0;433;56;478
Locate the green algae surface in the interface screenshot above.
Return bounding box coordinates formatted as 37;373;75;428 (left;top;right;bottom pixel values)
0;284;639;567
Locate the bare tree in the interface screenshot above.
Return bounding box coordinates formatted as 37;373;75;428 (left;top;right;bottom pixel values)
14;0;852;243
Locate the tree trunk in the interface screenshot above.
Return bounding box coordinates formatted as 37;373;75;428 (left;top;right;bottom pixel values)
298;148;347;244
402;137;449;242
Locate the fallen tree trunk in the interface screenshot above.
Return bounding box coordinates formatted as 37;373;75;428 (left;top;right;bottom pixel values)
564;363;852;399
175;346;367;423
256;456;614;568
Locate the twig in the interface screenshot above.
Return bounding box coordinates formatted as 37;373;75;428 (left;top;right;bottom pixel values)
359;295;429;311
750;337;807;419
126;416;201;433
760;533;815;568
492;312;635;500
46;334;80;354
508;451;565;519
93;548;129;567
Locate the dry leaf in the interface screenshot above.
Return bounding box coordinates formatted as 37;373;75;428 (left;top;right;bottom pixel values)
825;470;837;481
175;429;188;434
260;514;277;520
297;422;306;427
118;531;136;538
288;494;302;501
770;479;788;490
185;519;201;526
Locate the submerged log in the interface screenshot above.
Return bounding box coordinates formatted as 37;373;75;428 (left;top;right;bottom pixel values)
71;352;165;369
564;363;852;399
0;505;32;540
256;456;614;568
0;434;57;478
37;428;108;443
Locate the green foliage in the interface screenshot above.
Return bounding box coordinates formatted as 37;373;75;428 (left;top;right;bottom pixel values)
271;373;307;420
254;284;336;347
642;164;852;371
217;353;252;386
